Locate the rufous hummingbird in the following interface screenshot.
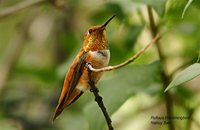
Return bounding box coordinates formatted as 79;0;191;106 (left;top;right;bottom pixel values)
53;15;115;121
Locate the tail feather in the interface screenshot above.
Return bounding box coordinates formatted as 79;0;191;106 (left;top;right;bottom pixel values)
52;107;63;122
52;89;83;122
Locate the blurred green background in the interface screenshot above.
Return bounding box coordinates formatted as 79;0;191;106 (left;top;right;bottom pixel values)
0;0;200;130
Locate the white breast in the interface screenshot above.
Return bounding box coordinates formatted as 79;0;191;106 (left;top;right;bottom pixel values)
88;50;110;67
76;50;110;91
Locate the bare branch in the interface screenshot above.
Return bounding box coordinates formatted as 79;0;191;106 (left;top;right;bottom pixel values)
86;33;160;130
88;34;161;72
87;68;114;130
197;48;200;63
147;6;175;130
0;0;48;19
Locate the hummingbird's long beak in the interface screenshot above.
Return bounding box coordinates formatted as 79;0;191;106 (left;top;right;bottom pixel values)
101;15;116;29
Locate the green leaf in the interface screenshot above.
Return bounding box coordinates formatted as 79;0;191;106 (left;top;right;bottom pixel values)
134;0;167;17
182;0;194;19
165;63;200;92
84;61;162;130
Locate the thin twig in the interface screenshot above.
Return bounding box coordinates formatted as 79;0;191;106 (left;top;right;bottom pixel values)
88;34;161;72
86;26;160;130
87;68;113;130
197;48;200;63
0;0;48;19
147;6;175;130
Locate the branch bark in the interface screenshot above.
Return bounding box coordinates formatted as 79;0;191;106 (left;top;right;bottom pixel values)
197;49;200;63
0;0;48;19
87;68;113;130
88;34;161;72
147;6;175;130
86;30;160;130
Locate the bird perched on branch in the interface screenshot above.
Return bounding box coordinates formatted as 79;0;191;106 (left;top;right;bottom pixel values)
53;15;115;121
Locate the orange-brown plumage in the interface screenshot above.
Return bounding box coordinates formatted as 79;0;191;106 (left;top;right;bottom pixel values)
53;15;115;121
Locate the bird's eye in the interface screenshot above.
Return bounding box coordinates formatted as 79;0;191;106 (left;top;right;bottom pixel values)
88;29;93;34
